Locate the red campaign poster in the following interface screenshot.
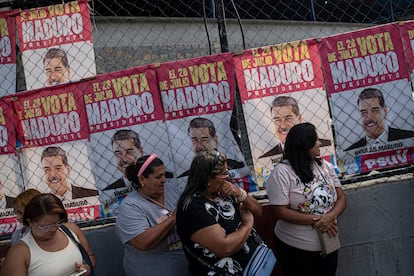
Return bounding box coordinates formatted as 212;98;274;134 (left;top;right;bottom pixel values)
0;11;17;97
17;0;96;90
13;83;90;147
0;98;17;155
235;39;325;103
319;23;414;175
157;53;258;192
82;66;171;217
233;40;335;187
13;82;98;222
20;141;99;223
0;99;24;235
400;20;414;93
0;151;24;235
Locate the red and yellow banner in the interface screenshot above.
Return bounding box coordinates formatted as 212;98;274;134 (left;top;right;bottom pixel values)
83;65;163;133
234;39;324;102
156;53;236;120
0;98;17;154
234;39;333;186
319;23;408;94
320;23;414;174
400;20;414;79
17;0;92;51
0;11;17;96
17;0;96;90
13;83;90;147
0;12;16;64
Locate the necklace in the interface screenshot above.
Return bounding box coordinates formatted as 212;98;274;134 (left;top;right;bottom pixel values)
315;162;329;186
138;191;173;216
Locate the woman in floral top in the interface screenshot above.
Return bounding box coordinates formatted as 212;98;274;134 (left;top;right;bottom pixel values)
267;122;346;276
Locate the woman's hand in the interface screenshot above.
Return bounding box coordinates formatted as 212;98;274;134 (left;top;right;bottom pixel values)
325;223;338;238
314;213;338;237
219;181;241;198
219;182;262;218
74;262;90;275
157;209;176;224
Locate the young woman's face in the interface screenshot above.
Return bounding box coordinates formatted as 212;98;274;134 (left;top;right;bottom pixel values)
29;213;64;240
308;138;321;159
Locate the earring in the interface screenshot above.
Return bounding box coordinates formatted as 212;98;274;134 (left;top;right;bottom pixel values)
207;183;210;187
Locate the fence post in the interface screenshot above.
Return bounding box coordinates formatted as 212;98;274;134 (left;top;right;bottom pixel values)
214;0;229;53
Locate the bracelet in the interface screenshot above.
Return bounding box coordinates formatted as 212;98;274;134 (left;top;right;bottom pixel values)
237;189;247;202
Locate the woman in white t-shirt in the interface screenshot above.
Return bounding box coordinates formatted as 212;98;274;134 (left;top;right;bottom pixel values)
1;193;95;276
267;122;346;276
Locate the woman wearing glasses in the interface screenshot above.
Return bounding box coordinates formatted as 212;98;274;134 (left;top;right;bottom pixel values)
115;154;188;276
1;193;95;276
176;150;262;275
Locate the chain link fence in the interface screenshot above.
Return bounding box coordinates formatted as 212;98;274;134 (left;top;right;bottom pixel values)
0;0;413;235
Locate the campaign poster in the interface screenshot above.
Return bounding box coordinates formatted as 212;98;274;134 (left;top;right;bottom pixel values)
0;98;17;155
20;141;99;223
399;20;414;98
12;83;90;147
319;23;414;175
0;154;24;235
0;99;23;235
157;53;258;192
234;39;335;187
17;0;96;90
83;65;173;217
0;11;17;97
14;84;98;222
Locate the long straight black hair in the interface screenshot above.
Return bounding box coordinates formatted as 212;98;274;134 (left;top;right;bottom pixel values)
283;122;321;183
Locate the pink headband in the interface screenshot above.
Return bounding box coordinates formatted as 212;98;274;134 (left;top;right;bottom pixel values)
137;154;158;177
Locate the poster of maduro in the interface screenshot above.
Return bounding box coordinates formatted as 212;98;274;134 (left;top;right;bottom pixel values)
14;83;100;223
319;23;414;174
17;0;96;90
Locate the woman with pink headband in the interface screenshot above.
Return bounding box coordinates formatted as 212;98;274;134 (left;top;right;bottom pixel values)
115;154;187;275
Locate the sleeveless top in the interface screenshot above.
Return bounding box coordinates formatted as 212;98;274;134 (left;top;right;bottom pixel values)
21;228;83;276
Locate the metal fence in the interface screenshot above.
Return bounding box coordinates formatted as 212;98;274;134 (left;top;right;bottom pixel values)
0;0;414;233
6;0;412;23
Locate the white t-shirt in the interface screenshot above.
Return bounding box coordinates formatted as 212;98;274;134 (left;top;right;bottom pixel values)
267;159;342;251
21;228;83;276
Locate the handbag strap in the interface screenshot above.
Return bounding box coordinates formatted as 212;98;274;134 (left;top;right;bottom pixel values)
60;224;95;276
250;227;265;245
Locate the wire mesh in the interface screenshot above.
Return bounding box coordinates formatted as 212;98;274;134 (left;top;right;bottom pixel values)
0;0;413;236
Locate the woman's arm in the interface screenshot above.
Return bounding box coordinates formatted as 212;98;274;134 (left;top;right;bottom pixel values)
0;242;29;276
128;212;177;251
191;203;254;257
314;187;347;236
66;222;97;270
239;193;262;218
273;205;320;225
